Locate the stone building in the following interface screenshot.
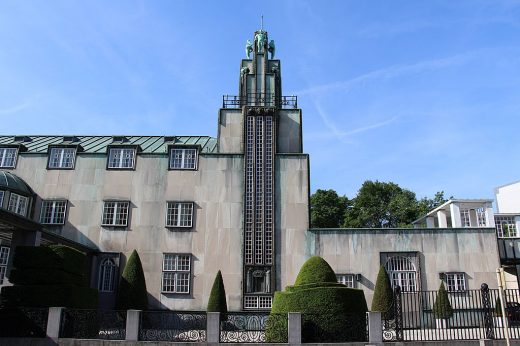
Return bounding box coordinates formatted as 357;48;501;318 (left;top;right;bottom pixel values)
0;30;503;310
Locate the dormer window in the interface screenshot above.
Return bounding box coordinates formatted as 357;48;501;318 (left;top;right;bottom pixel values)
8;193;28;216
0;147;18;168
169;147;198;170
48;147;76;169
107;147;136;169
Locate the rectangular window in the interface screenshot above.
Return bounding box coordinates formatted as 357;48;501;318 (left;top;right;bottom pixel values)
162;254;191;293
337;274;355;288
0;246;9;285
0;190;4;208
8;193;28;216
102;201;129;226
107;148;136;169
446;272;466;292
166;202;194;228
40;200;67;225
48;147;76;169
0;148;18;168
460;209;471;227
169;148;198;170
476;207;487;227
496;216;518;238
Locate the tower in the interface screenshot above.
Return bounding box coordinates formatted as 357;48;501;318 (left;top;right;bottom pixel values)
219;29;305;310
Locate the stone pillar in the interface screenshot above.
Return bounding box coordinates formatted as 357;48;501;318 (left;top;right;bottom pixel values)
125;310;141;341
288;312;301;344
437;210;448;228
367;311;382;344
485;205;495;227
207;312;220;343
450;203;461;228
426;216;435;228
46;307;64;339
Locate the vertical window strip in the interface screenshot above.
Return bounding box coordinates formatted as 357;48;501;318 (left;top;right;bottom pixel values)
0;246;9;285
99;258;116;292
0;190;4;208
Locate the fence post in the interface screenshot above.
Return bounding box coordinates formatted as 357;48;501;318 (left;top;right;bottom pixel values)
367;311;382;343
207;312;220;343
46;307;64;338
125;309;141;341
393;285;403;342
481;283;494;340
288;312;301;344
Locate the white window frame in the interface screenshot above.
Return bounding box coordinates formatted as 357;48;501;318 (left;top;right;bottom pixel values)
0;246;9;285
476;207;487;227
460;209;471;227
101;201;130;227
8;193;28;216
445;272;466;292
169;148;198;170
107;148;136;169
98;258;116;292
166;202;194;228
40;200;67;225
495;216;518;238
337;274;355;288
161;254;191;294
0;147;18;168
48;147;76;169
385;255;417;292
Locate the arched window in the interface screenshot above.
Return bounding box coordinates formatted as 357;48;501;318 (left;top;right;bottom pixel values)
99;258;116;292
385;256;417;292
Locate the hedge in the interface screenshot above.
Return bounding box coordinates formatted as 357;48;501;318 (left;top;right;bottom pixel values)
1;285;98;309
12;246;62;271
116;250;148;310
9;268;86;287
207;270;227;313
49;245;87;276
267;256;368;342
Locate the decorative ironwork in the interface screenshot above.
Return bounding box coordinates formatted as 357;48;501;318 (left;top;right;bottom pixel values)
481;283;494;340
59;309;126;340
0;307;48;338
139;311;206;342
382;285;403;342
220;312;280;343
222;94;297;109
302;312;367;343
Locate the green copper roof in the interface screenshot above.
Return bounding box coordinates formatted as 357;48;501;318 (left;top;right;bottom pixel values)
0;135;217;154
0;171;34;195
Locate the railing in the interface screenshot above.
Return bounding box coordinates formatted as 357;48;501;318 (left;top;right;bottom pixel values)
139;310;207;342
220;312;286;343
222;93;297;109
59;309;126;340
0;307;48;338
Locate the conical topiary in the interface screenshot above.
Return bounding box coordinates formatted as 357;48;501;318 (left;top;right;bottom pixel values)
371;265;393;316
207;270;227;313
433;282;453;319
116;250;148;310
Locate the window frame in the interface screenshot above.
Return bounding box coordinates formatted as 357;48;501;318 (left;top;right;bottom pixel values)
495;216;518;238
0;246;9;285
385;255;418;293
0;147;19;169
101;200;130;227
165;201;194;228
40;199;68;225
161;253;192;294
445;272;467;292
47;146;77;170
98;258;116;292
106;146;137;170
7;193;28;217
336;274;356;288
168;146;199;171
0;190;4;209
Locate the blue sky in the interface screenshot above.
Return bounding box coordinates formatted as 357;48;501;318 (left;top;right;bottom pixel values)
1;1;520;201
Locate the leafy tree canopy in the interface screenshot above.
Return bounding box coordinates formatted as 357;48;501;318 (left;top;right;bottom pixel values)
310;189;349;228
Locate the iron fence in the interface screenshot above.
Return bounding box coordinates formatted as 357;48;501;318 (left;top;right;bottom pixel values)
139;310;206;342
59;309;126;340
220;312;286;343
222;94;297;109
0;307;48;338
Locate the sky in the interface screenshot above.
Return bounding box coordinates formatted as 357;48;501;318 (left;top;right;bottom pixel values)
1;0;520;202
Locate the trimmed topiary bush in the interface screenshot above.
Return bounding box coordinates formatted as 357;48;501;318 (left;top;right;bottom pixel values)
116;250;148;310
371;265;393;317
266;256;368;343
433;282;453;319
207;270;227;313
1;245;97;308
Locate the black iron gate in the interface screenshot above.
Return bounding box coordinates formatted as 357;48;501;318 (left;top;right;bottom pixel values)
382;286;403;342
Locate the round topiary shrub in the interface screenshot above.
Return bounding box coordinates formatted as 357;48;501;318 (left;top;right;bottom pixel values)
266;256;368;343
207;270;227;313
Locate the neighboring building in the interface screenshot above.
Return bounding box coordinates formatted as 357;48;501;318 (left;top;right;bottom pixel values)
0;29;506;310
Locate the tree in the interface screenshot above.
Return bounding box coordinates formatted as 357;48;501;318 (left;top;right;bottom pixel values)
116;250;148;310
310;189;349;228
417;191;449;216
371;265;393;315
432;282;453;319
207;270;227;313
343;181;419;228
